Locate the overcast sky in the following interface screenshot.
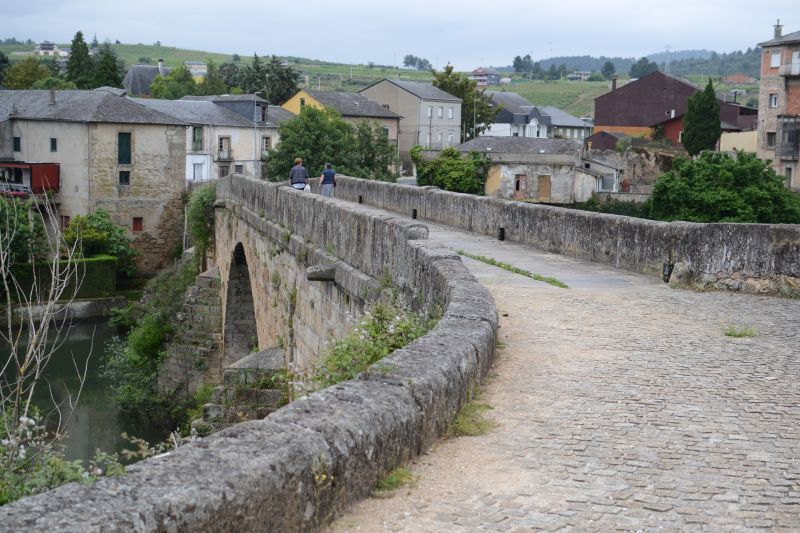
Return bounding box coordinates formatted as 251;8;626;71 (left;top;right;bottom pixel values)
5;1;798;70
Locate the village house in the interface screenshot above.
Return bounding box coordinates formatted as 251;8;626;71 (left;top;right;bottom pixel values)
568;71;592;82
594;71;757;138
138;94;294;181
122;59;171;97
541;106;593;140
0;88;187;273
456;136;596;203
33;41;70;58
282;89;401;148
484;91;550;138
469;68;502;86
723;73;758;86
358;79;462;168
756;20;800;190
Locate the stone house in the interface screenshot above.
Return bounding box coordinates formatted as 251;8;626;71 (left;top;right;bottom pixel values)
456;136;594;203
469;68;501;86
0;88;187;273
756;21;800;190
133;96;294;182
359;79;462;167
484;91;551;138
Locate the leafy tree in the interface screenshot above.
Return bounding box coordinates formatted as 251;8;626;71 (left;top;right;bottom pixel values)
3;57;49;89
198;59;226;95
416;58;432;71
218;62;241;91
92;42;124;88
646;151;800;223
403;54;418;68
150;65;197;99
31;77;77;89
432;65;498;141
586;71;605;81
240;53;268;95
682;79;721;156
0;199;45;266
138;56;151;64
0;51;10;85
264;55;300;104
66;31;93;89
547;64;559;80
266;106;355;181
512;55;524;73
512;54;534;77
411;146;490;194
629;57;658;78
601;60;616;80
232;53;241;62
63;209;138;276
265;106;397;181
351;121;399;181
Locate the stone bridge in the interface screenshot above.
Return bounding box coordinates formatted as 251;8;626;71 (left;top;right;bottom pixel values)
2;175;799;531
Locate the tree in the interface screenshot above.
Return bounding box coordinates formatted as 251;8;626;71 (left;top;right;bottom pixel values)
150;65;197;99
0;51;9;86
629;57;658;78
512;55;524;73
92;42;124;88
31;77;77;90
66;31;93;89
198;59;226;95
0;197;90;503
265;106;398;182
416;58;432;71
232;53;241;62
586;71;605;81
63;209;138;276
263;55;300;105
3;57;49;89
432;65;499;142
547;64;559;80
411;146;490;194
682;79;721;156
239;53;267;94
647;151;800;223
218;62;241;91
601;60;616;80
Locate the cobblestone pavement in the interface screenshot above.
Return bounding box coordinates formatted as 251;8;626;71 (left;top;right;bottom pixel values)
327;219;800;532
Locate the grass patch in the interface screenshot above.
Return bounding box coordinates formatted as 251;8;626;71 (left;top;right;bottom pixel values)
372;467;416;497
448;395;497;437
456;250;568;288
724;326;757;338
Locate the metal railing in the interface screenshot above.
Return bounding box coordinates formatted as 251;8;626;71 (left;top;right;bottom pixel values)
779;62;800;76
218;149;232;161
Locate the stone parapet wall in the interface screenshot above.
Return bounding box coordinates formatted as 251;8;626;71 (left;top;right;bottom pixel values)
0;176;497;532
333;176;800;295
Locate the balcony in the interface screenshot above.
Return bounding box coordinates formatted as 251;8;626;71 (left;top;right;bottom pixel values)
217;149;233;161
777;115;800;160
779;62;800;77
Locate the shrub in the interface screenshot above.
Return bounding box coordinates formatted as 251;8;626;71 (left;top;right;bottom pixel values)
411;146;490;195
64;209;138;276
186;184;216;269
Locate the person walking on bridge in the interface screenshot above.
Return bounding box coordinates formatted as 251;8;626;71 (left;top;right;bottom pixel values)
289;157;309;191
320;163;336;197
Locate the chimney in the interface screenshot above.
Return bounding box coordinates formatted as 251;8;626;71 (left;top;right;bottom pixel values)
157;59;165;76
670;109;675;118
611;75;618;91
774;19;783;39
49;89;56;106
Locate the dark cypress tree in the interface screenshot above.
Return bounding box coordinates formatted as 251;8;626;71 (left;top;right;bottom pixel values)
66;31;93;89
93;43;123;88
682;79;721;156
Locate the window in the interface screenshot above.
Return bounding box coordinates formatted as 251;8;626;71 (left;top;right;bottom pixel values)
118;171;130;185
193;163;203;180
13;137;21;152
234;164;244;174
771;51;781;68
118;132;131;164
448;107;453;119
448;133;453;144
50;138;57;152
678;131;684;143
259;105;266;122
60;215;70;229
132;217;143;232
767;132;776;147
426;106;432;118
219;165;229;177
382;127;389;137
787;167;794;181
437;106;443;118
584;163;591;169
192;127;203;151
600;175;615;191
218;137;231;159
262;136;271;151
300;97;305;107
770;94;779;108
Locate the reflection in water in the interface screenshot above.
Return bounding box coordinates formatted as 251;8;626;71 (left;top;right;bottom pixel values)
2;319;166;465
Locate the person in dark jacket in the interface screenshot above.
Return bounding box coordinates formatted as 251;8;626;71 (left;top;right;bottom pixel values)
320;163;336;197
289;157;309;190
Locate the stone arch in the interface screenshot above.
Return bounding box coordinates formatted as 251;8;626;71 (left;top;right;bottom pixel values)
223;243;257;367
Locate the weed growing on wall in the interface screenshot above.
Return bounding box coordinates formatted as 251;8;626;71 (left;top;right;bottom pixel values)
186;184;216;270
314;296;437;388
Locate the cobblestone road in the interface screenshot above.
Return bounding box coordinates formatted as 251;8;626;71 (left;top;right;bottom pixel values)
328;219;800;532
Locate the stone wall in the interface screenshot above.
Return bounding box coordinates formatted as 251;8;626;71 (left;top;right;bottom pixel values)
333;176;800;296
0;176;497;532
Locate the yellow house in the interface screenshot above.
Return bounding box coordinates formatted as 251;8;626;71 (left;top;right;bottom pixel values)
283;89;401;147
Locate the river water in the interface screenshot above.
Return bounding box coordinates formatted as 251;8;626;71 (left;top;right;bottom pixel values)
2;318;165;465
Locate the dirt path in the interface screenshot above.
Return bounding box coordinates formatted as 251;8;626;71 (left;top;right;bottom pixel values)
326;221;800;532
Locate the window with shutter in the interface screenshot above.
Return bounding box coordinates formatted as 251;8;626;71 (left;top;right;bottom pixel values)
118;132;131;164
